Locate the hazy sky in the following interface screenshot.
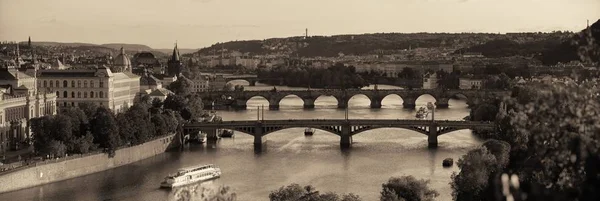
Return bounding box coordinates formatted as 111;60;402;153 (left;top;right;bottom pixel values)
1;0;599;49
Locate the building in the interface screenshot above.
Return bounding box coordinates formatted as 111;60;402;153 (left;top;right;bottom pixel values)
422;72;438;89
209;75;227;91
0;43;57;153
36;47;140;113
191;75;210;92
459;76;484;89
166;43;183;77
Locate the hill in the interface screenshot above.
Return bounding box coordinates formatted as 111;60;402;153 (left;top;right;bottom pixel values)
189;32;576;58
456;19;600;65
539;19;600;65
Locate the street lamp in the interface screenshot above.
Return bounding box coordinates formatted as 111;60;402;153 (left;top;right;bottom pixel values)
427;102;435;122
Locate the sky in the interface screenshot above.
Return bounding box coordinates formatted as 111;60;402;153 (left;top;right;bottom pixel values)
1;0;599;49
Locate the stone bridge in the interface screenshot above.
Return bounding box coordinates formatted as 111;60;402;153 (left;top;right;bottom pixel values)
223;75;284;86
183;119;495;150
199;89;510;109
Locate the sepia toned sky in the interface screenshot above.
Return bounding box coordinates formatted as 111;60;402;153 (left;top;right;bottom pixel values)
1;0;599;49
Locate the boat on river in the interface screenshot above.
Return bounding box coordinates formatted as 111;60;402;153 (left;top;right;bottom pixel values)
160;164;222;188
415;107;430;119
188;131;206;144
304;128;315;136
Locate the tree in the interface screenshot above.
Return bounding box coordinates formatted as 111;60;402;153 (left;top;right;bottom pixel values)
471;104;498;121
450;147;498;201
398;67;418;79
494;83;600;199
91;107;121;155
269;184;362;201
380;176;438;201
30;116;54;155
168;77;194;96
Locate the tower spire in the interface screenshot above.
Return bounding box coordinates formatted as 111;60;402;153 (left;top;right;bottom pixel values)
171;41;180;61
587;20;590;29
28;36;31;48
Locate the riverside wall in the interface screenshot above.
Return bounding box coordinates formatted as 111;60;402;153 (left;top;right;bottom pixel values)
0;134;179;193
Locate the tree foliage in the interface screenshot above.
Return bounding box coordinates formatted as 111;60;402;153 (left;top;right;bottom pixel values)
495;83;600;199
380;176;438;201
269;184;362;201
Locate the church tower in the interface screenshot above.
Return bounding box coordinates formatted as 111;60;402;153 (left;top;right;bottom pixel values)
167;42;183;77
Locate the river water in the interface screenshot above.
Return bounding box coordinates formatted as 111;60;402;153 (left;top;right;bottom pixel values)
1;82;481;201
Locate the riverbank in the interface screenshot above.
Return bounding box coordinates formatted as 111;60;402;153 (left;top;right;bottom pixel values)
0;134;179;194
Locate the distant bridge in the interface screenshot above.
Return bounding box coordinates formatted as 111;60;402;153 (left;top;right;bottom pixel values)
183;119;495;150
199;88;510;109
222;74;283;86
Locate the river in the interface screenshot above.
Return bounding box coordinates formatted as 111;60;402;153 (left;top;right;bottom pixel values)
0;82;481;201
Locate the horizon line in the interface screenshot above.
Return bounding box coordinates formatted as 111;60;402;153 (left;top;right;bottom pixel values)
4;29;585;50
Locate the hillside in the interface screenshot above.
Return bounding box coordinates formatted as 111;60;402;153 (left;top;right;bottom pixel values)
540;19;600;65
189;32;574;58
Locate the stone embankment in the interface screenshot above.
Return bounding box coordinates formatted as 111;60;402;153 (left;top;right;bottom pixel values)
0;134;179;193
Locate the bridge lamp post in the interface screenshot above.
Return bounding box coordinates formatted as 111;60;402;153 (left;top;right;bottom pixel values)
427;102;435;122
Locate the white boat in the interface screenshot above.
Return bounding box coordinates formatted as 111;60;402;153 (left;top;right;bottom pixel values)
160;164;222;188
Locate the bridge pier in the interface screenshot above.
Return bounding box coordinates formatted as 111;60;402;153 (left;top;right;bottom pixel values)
249;80;256;86
428;124;438;148
337;98;349;109
402;98;416;109
370;98;382;109
269;104;280;110
254;124;266;152
340;135;353;149
303;98;315;109
206;129;219;141
340;123;352;148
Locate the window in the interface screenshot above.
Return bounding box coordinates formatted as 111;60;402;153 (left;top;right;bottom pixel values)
63;80;68;88
56;91;59;97
78;81;81;88
71;92;75;98
77;92;81;98
84;81;87;88
84;92;87;98
90;81;94;88
50;81;53;87
43;81;47;87
63;102;67;107
55;80;59;88
63;91;67;98
71;81;75;88
99;91;104;98
90;91;94;98
99;81;104;88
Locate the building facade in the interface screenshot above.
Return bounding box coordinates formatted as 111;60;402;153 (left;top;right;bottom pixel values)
459;77;483;89
0;44;57;153
36;48;140;113
422;72;438;89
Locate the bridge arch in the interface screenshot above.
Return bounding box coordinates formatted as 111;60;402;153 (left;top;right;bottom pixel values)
245;95;270;108
277;94;305;108
262;127;342;137
349;125;431;136
415;93;438;106
314;95;339;108
347;93;371;108
225;79;251;86
381;94;404;108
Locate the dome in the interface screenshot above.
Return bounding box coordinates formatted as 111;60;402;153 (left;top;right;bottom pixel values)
133;52;159;66
112;47;132;72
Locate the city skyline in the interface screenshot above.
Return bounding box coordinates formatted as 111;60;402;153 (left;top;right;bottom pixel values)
1;0;599;49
